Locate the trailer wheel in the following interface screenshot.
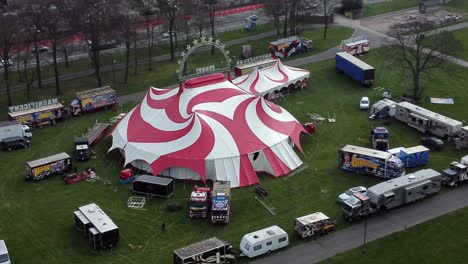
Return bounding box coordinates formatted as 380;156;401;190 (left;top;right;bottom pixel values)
267;250;271;255
8;147;12;151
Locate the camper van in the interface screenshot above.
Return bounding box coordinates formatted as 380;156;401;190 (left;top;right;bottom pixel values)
369;99;397;119
394;102;463;138
240;225;289;258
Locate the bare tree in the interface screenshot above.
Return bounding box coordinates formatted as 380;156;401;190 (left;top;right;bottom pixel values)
0;7;19;106
42;0;71;96
263;0;282;35
21;0;46;89
191;2;209;38
138;0;159;70
74;0;121;87
158;0;179;61
389;18;462;100
205;0;217;54
320;0;335;39
17;46;36;101
282;0;290;37
117;1;139;84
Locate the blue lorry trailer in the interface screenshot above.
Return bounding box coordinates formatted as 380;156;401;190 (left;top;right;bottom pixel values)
335;52;375;86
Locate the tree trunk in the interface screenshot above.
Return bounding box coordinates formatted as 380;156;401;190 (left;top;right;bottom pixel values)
199;26;202;38
92;49;102;87
52;44;60;95
323;2;328;39
124;41;130;84
275;14;280;35
413;73;420;100
210;9;215;55
33;35;42;89
283;12;288;38
147;27;153;71
133;32;138;75
185;22;189;46
169;23;175;61
63;48;69;68
4;65;12;106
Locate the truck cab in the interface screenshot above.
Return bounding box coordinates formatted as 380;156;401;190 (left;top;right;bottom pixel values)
74;137;91;161
442;162;468;187
342;192;376;221
22;125;32;139
189;186;211;218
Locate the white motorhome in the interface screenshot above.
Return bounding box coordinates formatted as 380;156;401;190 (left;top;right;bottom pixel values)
394;102;463;138
240;225;289;258
461;155;468;166
453;126;468;149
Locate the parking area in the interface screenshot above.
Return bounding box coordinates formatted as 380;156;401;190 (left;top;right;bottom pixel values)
361;8;464;34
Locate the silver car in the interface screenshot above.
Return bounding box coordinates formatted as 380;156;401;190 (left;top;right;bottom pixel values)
338;186;367;203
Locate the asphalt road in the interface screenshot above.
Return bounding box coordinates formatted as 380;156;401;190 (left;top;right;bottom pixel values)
251;185;468;264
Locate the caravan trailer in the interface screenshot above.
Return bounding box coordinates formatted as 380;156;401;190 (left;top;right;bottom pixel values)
394;102;463;138
240;225;289;258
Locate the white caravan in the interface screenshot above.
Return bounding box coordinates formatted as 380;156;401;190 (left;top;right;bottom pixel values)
240;225;289;258
394;102;463;138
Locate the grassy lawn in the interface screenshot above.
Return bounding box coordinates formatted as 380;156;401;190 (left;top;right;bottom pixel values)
0;26;353;117
446;0;468;13
362;0;421;18
451;28;468;61
1;46;467;263
321;207;468;263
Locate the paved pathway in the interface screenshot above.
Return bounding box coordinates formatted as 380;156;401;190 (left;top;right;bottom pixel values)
251;185;468;264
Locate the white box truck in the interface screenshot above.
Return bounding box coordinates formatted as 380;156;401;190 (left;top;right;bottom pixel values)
0;120;32;151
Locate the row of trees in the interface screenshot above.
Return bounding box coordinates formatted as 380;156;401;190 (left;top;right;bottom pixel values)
0;0;219;106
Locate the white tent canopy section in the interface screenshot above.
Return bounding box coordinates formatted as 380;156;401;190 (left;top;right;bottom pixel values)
231;59;310;97
232;67;284;95
261;59;310;85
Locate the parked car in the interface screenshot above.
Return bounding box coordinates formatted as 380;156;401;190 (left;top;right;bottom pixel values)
359;96;370;110
0;59;13;68
338;186;367;203
2;136;30;151
31;46;49;53
162;32;176;39
0;240;11;264
421;136;444;151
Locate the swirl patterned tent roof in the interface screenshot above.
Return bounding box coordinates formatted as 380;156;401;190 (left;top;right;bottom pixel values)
109;73;306;188
232;59;310;95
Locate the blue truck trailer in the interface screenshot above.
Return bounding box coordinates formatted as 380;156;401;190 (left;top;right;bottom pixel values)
335;52;375;86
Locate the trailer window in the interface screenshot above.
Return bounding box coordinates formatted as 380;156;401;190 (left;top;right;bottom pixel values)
418;119;424;125
266;241;272;246
411;117;416;122
279;237;287;243
423;185;428;190
244;243;251;251
254;245;262;251
408;192;412;196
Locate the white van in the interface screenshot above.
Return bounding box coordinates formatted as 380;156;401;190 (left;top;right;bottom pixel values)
239;225;289;258
0;240;11;264
461;155;468;166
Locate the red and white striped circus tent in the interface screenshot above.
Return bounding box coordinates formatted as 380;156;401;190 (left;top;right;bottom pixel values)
109;73;306;188
232;59;310;99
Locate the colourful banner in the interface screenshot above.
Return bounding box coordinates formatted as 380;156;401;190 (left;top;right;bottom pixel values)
430;98;454;104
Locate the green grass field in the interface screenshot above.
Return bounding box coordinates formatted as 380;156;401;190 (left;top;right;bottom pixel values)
321;207;468;264
0;26;353;118
362;0;421;18
1;46;467;263
446;0;468;13
451;28;468;61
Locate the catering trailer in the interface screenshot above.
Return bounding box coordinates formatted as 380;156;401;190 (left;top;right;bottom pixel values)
74;203;119;250
26;152;72;181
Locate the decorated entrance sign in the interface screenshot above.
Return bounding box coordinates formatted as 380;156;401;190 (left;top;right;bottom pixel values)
177;37;232;81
